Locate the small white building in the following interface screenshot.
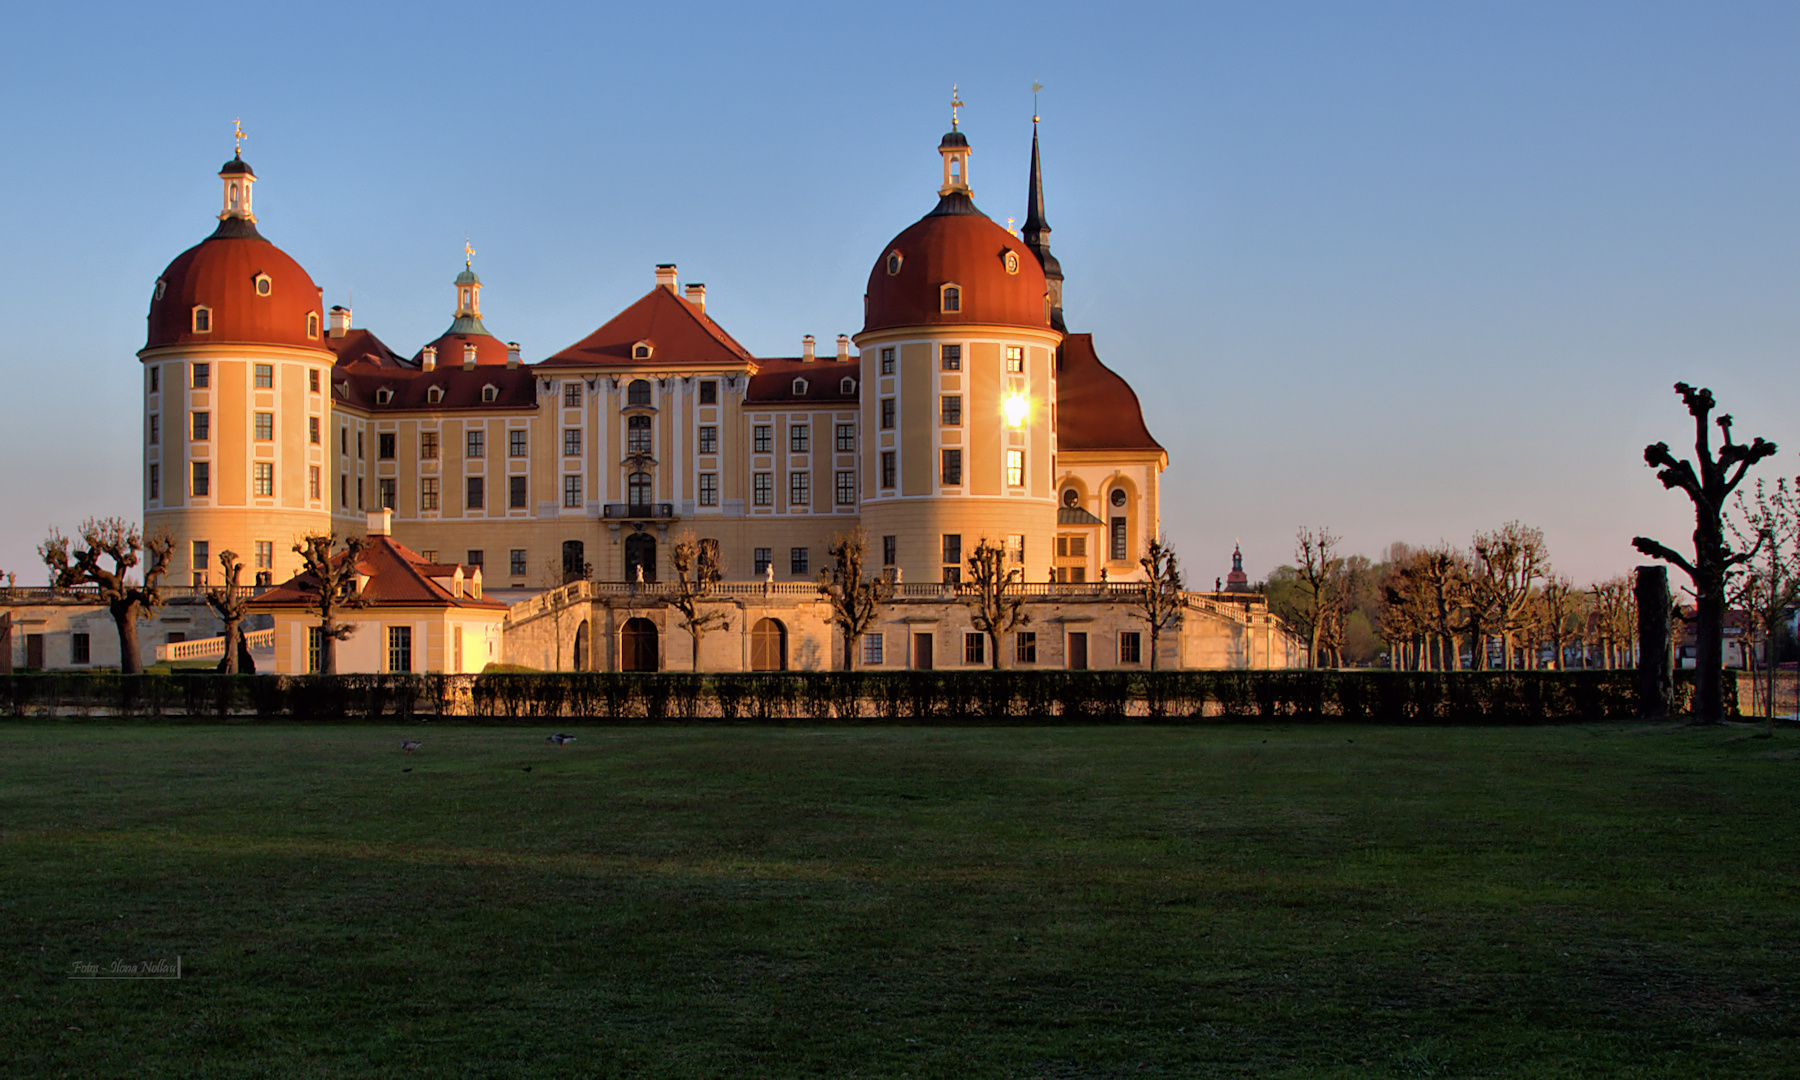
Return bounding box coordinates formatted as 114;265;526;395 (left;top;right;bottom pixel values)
250;511;507;674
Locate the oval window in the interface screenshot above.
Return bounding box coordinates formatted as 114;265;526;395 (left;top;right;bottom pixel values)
1110;489;1127;508
1062;488;1080;508
886;251;903;276
1004;250;1020;275
254;274;272;296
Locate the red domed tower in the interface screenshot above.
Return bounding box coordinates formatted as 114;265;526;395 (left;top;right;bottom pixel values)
853;102;1063;586
140;143;336;589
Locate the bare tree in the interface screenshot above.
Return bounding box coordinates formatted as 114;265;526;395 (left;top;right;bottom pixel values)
292;534;367;675
40;518;172;675
1133;535;1185;670
1537;574;1577;671
538;558;587;671
1472;523;1549;670
670;534;730;672
1590;576;1636;669
816;530;893;670
206;549;254;674
965;538;1029;670
1726;478;1800;735
1294;527;1343;668
1633;383;1778;723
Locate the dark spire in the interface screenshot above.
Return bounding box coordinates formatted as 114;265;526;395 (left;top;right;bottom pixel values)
1022;118;1065;332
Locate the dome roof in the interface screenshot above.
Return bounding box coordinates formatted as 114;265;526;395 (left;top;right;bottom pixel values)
863;195;1049;333
219;156;255;177
414;330;512;367
145;221;325;351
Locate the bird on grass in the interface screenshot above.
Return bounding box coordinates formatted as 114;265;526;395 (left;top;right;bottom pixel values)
400;739;422;754
546;734;576;747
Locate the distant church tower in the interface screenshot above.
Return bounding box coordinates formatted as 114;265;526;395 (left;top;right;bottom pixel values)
1225;544;1251;592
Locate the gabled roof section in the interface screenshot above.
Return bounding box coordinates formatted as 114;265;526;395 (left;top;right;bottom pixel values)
1056;333;1165;456
542;286;754;368
328;327;414;371
249;535;506;611
744;357;860;406
333;365;537;413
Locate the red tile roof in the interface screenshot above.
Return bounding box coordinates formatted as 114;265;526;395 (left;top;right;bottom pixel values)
249;535;505;611
145;227;329;353
332;364;538;412
541;286;754;368
744;357;860;405
328;327;410;369
1056;333;1164;454
863;197;1050;333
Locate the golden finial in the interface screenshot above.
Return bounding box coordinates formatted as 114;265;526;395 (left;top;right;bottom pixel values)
951;84;964;130
232;117;247;156
1032;81;1043;125
1006;215;1018;237
464;237;475;268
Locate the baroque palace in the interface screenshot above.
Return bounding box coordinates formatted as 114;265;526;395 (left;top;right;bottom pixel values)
123;112;1298;674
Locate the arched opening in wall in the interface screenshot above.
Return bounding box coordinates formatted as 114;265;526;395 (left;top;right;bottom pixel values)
562;540;587;583
750;618;788;672
624;532;657;583
621;617;659;672
573;620;590;671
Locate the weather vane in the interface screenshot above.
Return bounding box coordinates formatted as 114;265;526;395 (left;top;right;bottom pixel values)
233;117;247;156
951;84;964;130
464;237;475;268
1032;81;1043;124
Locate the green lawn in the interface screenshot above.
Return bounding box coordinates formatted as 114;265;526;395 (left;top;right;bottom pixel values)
1;722;1795;1078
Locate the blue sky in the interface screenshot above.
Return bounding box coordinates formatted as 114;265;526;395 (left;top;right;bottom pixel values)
2;1;1796;587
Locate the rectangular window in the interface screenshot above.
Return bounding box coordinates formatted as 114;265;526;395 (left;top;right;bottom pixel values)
940;395;961;426
753;424;772;453
1111;516;1127;561
191;411;209;441
564;382;581;407
754;547;772;574
942;534;961;567
1006;449;1024;487
192;541;209;586
880;398;895;430
309;416;321;445
420;550;438;565
564;428;581;456
1016;632;1037;664
377;432;395;458
510;549;528;576
340;474;348;508
699;379;718;405
879;347;895;375
790;472;810;506
510;475;528;509
940;344;961;371
835;423;855;452
466;476;484;511
309;369;320;393
421;431;439;459
509;430;527;457
942;566;961;585
753;472;773;506
191;461;210;497
148;415;159;445
254;540;273;569
1007;534;1026;565
309;465;320;500
148;464;160;500
192;363;209;388
563;474;582;508
377;477;394;509
1120;632;1142;665
862;632;885;666
356;476;363;510
1006;345;1025;373
883;535;897;566
466;430;485;458
71;633;90;665
698;472;718;506
880;451;896;488
941;448;962;486
357;431;364;459
341;427;348;454
149;366;160;393
254;363;273;388
790;424;810;453
790;547;808;574
387;625;413;674
255;412;274;441
307;626;323;673
421;477;439;510
835;470;856;506
698;425;717;454
965;633;985;665
627;416;653;454
466;549;484;568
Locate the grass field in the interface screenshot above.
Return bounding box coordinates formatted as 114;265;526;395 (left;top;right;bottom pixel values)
1;721;1795;1078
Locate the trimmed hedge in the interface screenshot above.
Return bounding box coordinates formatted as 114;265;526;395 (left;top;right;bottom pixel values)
0;667;1735;723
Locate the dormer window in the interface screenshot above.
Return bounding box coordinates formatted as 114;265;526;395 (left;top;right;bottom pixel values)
482;384;499;403
154;278;166;301
253;273;272;296
632;341;653;360
940;284;961;313
840;377;856;394
375;388;394;405
886;250;903;276
306;311;320;338
192;306;212;333
427;385;444;404
793;377;809;396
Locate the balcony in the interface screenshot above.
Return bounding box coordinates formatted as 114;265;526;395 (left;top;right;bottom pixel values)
602;502;676;521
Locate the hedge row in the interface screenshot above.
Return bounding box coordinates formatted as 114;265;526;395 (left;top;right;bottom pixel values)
0;668;1732;723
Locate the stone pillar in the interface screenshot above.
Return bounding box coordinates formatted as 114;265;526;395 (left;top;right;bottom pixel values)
1636;565;1672;718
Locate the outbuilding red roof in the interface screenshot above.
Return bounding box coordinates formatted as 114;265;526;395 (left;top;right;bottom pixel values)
1056;333;1164;454
250;534;505;611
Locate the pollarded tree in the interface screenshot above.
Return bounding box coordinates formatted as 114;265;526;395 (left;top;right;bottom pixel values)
1134;535;1185;671
670;533;730;672
965;538;1029;670
1633;383;1777;723
291;533;367;675
816;530;894;670
40;517;173;674
1536;574;1577;671
1294;526;1344;669
1472;522;1549;670
206;549;255;674
1725;478;1800;734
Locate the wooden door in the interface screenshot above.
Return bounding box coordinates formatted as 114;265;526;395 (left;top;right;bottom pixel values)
1068;632;1088;670
912;633;933;670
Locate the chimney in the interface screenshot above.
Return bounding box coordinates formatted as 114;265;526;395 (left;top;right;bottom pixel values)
421;345;436;371
655;263;678;291
683;283;706;314
328;305;351;338
366;508;393;537
802;334;816;362
462;342;477;370
836;334;851;362
506;341;521;368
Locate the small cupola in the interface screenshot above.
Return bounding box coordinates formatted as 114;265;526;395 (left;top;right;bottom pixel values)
219;120;257;222
938;85;972;197
455;239;482;320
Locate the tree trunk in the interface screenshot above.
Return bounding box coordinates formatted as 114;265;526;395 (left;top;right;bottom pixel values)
111;598;143;675
321;623;338;676
217;617;242;675
1636;566;1672;719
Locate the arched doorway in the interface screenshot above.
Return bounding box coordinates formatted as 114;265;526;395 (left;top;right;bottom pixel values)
573;620;589;670
621;617;659;672
624;532;657;582
562;540;587;583
750;618;788;671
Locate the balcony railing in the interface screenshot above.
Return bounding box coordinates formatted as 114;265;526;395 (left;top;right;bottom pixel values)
601;502;676;520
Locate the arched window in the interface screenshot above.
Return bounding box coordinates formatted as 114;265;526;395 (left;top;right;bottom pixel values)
562;540;587;583
375;388;393;405
192;306;212;333
573;620;590;671
624;532;656;583
306;311;320;337
751;618;788;671
628;471;653;507
427;386;444;404
482;385;498;402
627;378;652;406
941;285;961;313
